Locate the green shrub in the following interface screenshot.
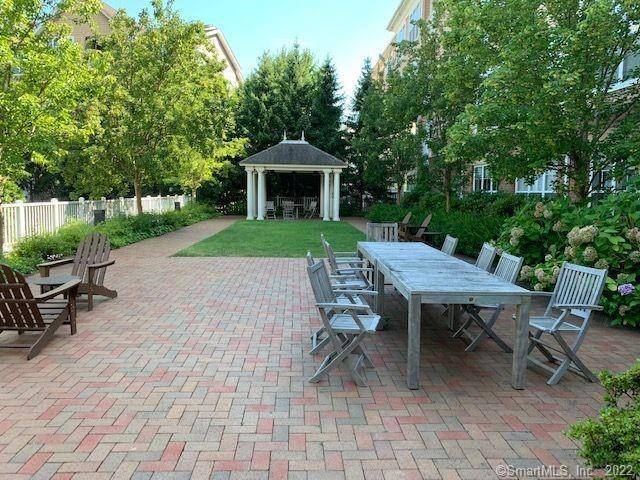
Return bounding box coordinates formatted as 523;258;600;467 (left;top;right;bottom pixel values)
497;191;640;326
365;197;509;257
1;202;217;274
567;361;640;478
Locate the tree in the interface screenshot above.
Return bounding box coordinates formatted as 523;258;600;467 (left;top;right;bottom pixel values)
73;0;237;213
309;58;344;157
344;59;375;207
445;0;640;202
0;0;101;251
237;45;317;155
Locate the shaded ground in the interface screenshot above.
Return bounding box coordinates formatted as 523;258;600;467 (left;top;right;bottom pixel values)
0;216;637;479
176;219;364;258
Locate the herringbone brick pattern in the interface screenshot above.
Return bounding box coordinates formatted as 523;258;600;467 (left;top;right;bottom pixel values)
0;217;637;479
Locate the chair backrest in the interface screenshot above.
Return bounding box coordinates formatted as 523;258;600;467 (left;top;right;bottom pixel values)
306;259;336;306
493;251;524;284
309;201;317;210
547;262;608;320
441;235;458;256
475;243;498;272
266;201;275;211
71;233;111;285
0;265;45;331
400;212;412;226
415;214;433;237
320;234;340;273
366;223;398;242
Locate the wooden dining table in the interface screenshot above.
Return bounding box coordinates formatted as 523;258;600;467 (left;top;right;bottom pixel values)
357;241;534;390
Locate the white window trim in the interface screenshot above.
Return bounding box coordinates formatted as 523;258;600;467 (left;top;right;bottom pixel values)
472;164;497;193
515;170;557;197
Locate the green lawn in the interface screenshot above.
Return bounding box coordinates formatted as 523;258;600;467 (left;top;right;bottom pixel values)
176;220;365;258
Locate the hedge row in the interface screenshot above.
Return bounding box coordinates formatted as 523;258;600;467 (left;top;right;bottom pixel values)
1;202;218;274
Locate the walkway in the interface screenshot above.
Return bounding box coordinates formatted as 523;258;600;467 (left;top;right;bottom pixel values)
0;217;637;479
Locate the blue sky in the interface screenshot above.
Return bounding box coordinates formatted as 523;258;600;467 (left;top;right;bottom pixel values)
106;0;397;102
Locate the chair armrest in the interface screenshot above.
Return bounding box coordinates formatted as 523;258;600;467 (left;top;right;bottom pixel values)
38;258;74;276
88;259;115;270
35;279;81;302
333;251;357;257
336;267;373;273
316;302;372;311
333;289;378;296
554;303;604;311
330;282;363;289
334;258;366;264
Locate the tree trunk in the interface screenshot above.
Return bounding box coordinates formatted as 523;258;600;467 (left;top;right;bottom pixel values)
0;205;4;255
396;179;403;205
134;175;143;214
443;167;452;213
191;187;197;201
567;153;590;203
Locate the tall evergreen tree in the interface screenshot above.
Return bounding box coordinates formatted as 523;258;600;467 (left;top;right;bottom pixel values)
237;45;316;155
309;58;344;156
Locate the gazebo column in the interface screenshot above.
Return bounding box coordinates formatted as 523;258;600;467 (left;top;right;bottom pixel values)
332;170;341;221
322;169;331;221
257;167;266;221
319;174;324;216
246;167;255;220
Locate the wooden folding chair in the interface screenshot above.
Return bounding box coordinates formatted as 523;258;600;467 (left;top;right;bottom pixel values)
527;262;607;385
305;201;318;219
265;201;277;220
475;242;499;272
306;259;380;386
282;201;296;220
0;264;80;359
306;252;374;354
35;232;116;311
320;234;373;290
365;223;398;242
453;251;523;352
441;235;459;256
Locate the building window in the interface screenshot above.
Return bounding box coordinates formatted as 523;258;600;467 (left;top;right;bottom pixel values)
407;4;422;42
395;27;405;44
516;170;557;197
473;164;496;192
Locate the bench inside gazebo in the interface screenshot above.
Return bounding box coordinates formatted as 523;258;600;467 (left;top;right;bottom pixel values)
239;136;346;221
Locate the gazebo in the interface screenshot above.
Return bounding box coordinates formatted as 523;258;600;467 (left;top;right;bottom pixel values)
239;136;346;221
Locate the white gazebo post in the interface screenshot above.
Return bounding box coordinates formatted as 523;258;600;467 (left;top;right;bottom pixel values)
257;167;266;221
246;167;255;220
322;169;331;221
319;174;324;215
332;170;341;221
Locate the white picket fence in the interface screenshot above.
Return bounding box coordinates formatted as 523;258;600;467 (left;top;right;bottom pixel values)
1;194;191;253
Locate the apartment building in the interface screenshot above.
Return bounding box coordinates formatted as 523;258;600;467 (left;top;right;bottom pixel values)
372;0;433;81
62;2;243;87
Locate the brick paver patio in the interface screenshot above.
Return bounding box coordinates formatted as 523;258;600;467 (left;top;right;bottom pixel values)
0;217;637;479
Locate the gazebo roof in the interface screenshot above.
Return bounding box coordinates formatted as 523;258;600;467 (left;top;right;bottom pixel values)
239;139;346;168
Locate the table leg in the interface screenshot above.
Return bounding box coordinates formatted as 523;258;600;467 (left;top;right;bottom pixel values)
512;297;531;389
375;267;385;314
407;294;421;390
447;304;460;331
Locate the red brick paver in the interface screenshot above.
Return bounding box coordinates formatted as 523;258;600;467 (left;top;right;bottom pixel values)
0;216;637;479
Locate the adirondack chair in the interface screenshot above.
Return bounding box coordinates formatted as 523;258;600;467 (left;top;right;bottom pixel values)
35;233;117;311
527;262;607;385
306;258;380;386
282;201;296;220
405;214;438;244
475;243;499;272
366;223;398;242
320;234;373;290
441;235;459;256
306;252;372;354
453;251;523;352
305;201;318;219
265;201;277;220
397;212;412;241
0;264;80;359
